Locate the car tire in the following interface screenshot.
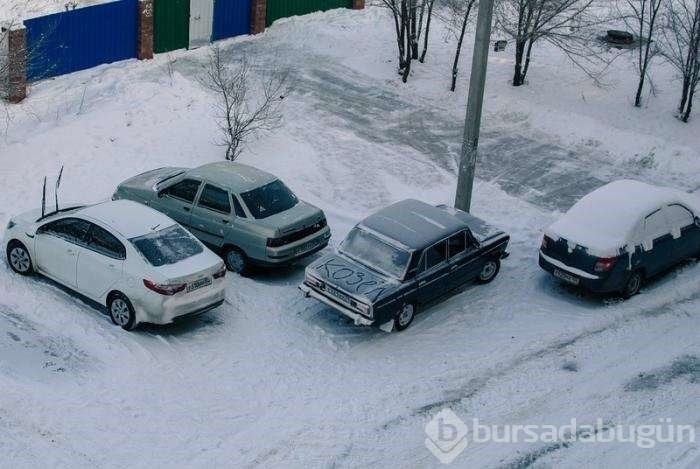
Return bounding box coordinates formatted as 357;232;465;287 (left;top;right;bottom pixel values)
476;259;501;284
7;241;33;275
622;270;643;299
108;293;136;331
224;247;249;275
394;303;415;331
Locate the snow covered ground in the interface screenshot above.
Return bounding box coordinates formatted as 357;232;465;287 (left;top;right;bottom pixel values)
1;0;106;22
1;7;699;468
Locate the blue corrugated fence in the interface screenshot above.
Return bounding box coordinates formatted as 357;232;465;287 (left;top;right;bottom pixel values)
25;0;139;82
213;0;252;41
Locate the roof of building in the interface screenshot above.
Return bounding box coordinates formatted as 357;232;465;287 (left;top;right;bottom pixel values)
359;199;469;250
186;162;277;194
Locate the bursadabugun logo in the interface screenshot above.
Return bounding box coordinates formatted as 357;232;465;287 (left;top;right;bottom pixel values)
425;408;696;464
424;408;469;464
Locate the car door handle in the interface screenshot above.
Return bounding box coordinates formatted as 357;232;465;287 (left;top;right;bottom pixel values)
450;264;459;271
183;206;191;212
222;219;229;224
419;280;427;287
67;249;76;256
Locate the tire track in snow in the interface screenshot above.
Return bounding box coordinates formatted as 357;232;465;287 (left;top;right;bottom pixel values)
376;286;700;433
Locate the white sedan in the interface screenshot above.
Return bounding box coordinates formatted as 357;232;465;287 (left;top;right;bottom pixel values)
4;200;227;330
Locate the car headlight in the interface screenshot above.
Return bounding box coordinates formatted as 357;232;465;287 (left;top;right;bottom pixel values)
6;220;15;230
351;300;372;317
306;273;325;290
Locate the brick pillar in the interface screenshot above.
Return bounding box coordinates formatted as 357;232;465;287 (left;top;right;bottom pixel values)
138;0;154;60
351;0;365;9
7;27;27;103
250;0;267;35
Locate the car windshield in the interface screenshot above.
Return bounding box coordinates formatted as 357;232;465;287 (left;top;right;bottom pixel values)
240;180;298;219
340;228;411;280
130;225;203;267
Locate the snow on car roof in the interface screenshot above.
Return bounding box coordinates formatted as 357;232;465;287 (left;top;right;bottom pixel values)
360;199;468;250
546;179;700;254
187;162;278;194
78;200;176;238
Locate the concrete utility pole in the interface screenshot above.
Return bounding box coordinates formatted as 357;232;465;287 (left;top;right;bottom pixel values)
454;0;495;212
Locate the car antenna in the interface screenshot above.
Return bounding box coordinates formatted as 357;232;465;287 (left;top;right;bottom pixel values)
54;165;64;213
41;176;47;218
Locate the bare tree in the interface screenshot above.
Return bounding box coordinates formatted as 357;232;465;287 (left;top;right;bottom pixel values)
659;0;700;122
496;0;602;86
199;46;290;161
382;0;438;81
617;0;665;107
444;0;478;91
419;0;437;62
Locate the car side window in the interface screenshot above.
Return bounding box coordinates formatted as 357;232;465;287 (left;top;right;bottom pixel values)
37;218;90;245
665;204;694;229
424;240;448;270
232;195;247;218
86;224;126;259
198;184;231;214
644;209;670;240
448;231;467;259
163;179;201;203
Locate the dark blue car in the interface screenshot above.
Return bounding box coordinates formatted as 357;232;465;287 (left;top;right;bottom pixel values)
540;180;700;297
300;199;510;331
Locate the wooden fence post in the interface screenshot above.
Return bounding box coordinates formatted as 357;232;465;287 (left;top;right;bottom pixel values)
7;26;27;103
250;0;267;35
138;0;154;60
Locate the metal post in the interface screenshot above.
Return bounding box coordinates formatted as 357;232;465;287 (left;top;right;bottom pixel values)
454;0;494;212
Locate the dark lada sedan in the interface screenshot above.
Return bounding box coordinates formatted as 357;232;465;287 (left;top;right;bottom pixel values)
539;180;700;298
300;199;510;331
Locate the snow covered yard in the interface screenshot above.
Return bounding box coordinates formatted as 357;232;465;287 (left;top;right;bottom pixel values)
1;6;699;468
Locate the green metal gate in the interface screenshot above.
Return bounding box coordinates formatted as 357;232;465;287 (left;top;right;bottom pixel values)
154;0;190;53
266;0;351;27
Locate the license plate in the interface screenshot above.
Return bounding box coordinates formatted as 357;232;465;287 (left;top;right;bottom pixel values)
295;239;320;256
187;277;212;293
327;286;352;305
554;269;580;285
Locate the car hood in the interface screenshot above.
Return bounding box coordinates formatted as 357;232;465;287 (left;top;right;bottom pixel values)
116;167;186;198
253;201;325;237
306;253;399;304
9;206;85;231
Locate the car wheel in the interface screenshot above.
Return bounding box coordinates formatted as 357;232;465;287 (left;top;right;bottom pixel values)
108;293;136;331
476;259;501;284
394;303;415;331
622;271;643;299
7;241;33;275
224;247;248;274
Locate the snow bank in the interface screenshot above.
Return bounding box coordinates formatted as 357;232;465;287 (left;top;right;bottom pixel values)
1;0;107;22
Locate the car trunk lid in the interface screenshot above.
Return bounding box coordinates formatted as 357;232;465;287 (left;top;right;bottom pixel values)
255;202;325;238
542;235;606;274
151;252;221;287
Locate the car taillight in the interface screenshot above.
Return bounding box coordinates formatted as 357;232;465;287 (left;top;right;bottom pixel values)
267;238;284;247
541;235;552;250
594;257;617;272
213;264;226;279
143;279;186;296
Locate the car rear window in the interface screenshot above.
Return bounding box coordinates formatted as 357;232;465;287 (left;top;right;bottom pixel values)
240;180;298;219
130;225;203;267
